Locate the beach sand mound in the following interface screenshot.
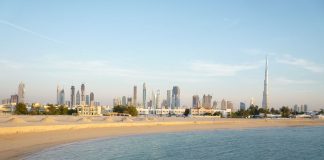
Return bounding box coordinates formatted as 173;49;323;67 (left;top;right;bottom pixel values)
6;117;26;123
148;117;156;121
141;117;156;121
40;117;56;123
103;117;114;122
25;117;41;122
77;117;92;123
121;117;133;122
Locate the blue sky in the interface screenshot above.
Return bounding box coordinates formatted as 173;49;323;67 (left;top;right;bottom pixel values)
0;0;323;109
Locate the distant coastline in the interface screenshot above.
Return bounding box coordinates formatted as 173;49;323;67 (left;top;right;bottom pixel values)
0;116;323;160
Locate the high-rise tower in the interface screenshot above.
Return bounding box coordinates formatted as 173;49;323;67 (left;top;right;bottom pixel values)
172;86;180;109
90;92;94;106
18;82;25;103
167;90;171;109
70;86;75;108
81;84;85;103
76;90;80;105
262;56;269;109
133;85;137;106
57;85;60;105
143;83;146;109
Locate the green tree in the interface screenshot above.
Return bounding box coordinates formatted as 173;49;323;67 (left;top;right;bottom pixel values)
113;105;127;113
183;109;190;117
15;103;28;115
68;109;77;115
280;106;291;118
213;111;222;116
46;104;57;115
247;105;260;116
270;108;280;114
126;106;138;116
318;109;324;115
57;105;68;115
29;103;41;115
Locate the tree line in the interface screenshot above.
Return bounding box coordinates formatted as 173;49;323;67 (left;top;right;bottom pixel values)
113;105;138;116
14;103;76;115
230;105;292;118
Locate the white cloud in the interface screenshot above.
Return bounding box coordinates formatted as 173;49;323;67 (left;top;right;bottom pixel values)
276;55;323;73
0;19;63;44
191;61;261;76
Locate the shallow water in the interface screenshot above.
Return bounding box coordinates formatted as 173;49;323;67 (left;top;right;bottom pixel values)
25;126;324;160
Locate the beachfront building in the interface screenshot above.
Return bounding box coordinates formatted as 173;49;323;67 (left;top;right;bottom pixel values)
191;108;232;117
76;105;102;116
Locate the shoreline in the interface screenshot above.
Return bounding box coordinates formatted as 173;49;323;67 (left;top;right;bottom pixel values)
0;118;323;160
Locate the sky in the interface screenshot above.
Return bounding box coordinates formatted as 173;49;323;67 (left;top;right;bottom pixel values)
0;0;324;110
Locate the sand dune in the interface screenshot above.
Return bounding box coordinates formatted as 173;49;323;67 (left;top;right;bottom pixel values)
121;117;133;122
40;117;56;123
6;117;26;124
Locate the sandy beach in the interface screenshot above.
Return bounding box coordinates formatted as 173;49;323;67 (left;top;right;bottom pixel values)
0;116;323;160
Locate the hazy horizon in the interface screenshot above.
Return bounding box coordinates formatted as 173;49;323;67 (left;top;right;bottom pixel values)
0;0;323;109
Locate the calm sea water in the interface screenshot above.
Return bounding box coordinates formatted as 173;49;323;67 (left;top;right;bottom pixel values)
25;127;324;160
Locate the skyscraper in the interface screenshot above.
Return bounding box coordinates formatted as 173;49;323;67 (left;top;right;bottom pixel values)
90;92;94;106
18;82;25;103
167;90;171;109
143;83;146;109
262;56;269;109
240;102;246;111
202;94;212;109
127;97;132;106
57;85;60;105
192;95;200;108
304;104;308;113
86;95;90;105
212;101;218;109
122;96;127;106
76;90;80;105
172;86;180;109
133;85;137;106
70;86;75;108
59;89;65;105
250;97;254;106
227;101;234;110
113;97;121;106
10;94;18;104
221;99;227;110
156;90;160;109
151;91;155;109
81;84;85;103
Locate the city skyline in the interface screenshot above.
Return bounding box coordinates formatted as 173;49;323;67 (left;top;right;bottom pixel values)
0;1;323;109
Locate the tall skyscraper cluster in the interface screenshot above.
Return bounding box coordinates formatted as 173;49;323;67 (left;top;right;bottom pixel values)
1;82;25;105
56;83;98;108
293;104;308;113
112;83;181;111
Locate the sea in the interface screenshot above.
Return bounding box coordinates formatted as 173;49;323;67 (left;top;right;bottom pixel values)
25;126;324;160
